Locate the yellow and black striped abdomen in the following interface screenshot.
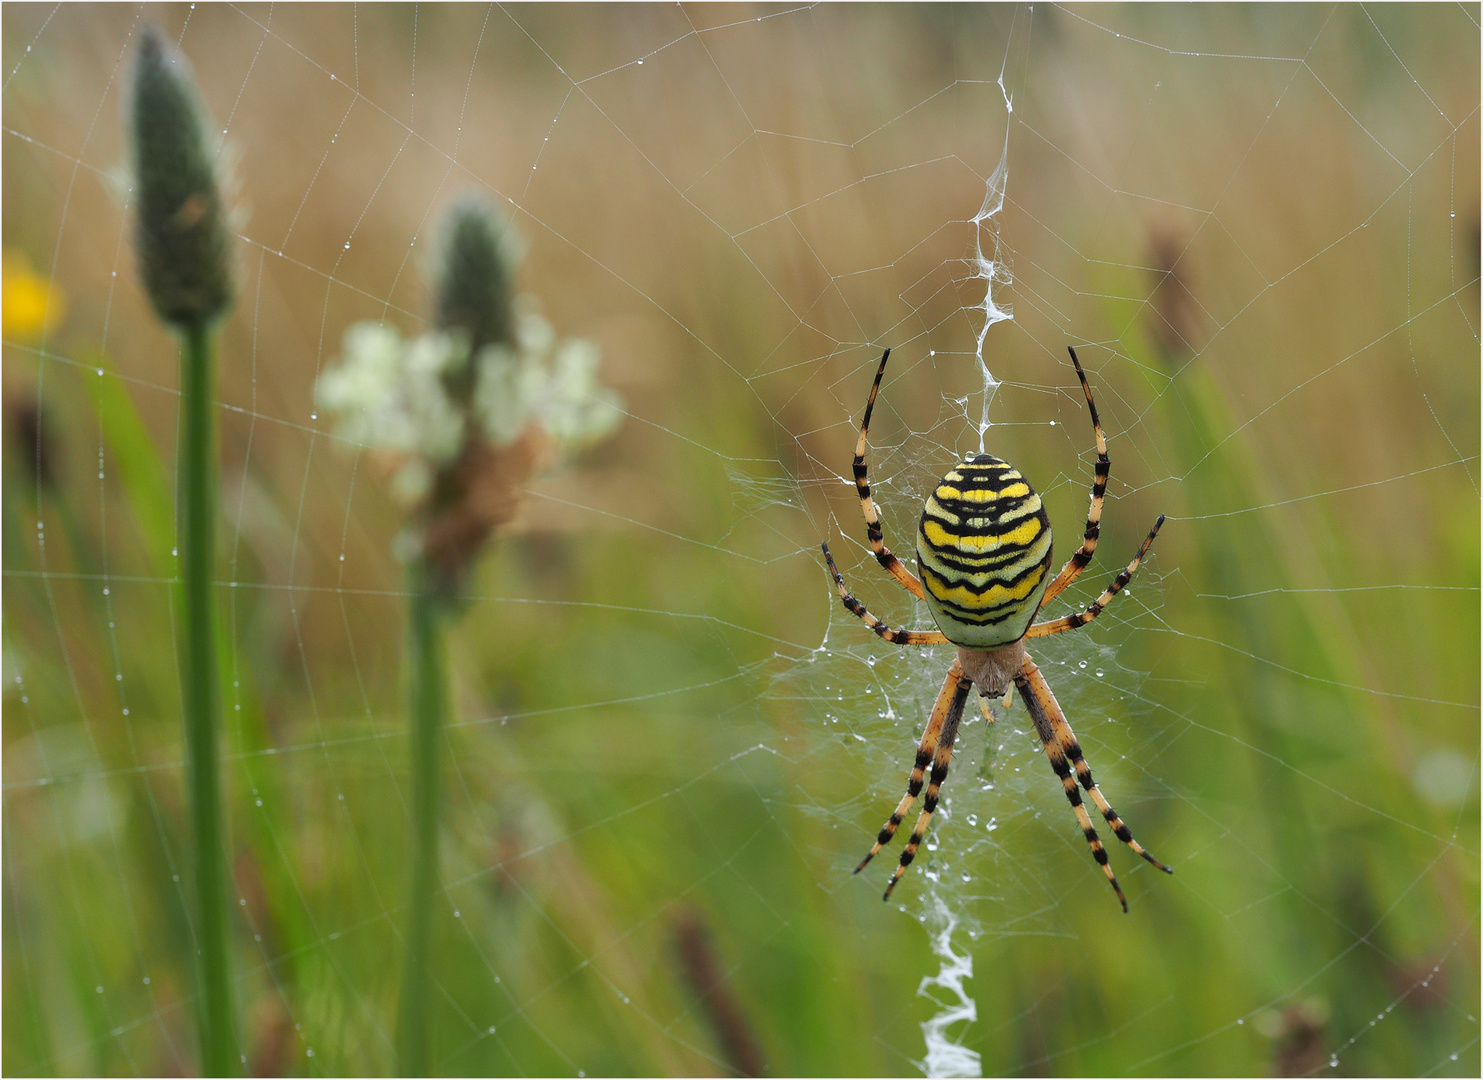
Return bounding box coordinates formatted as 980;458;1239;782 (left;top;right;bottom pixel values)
916;454;1053;649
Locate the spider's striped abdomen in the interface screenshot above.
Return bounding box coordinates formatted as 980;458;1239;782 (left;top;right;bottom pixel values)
916;454;1053;649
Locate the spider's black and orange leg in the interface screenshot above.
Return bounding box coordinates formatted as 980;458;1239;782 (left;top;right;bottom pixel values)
1017;655;1171;877
853;348;926;600
1039;347;1109;609
1027;515;1163;639
856;660;965;874
882;675;974;900
1015;653;1130;911
823;542;949;646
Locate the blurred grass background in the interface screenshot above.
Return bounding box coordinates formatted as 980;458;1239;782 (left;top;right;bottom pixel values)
3;4;1478;1076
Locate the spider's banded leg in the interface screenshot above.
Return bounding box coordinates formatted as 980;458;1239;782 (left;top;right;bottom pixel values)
1027;515;1163;639
1014;655;1128;912
882;677;974;901
1017;656;1171;876
856;660;965;874
1039;347;1109;610
822;542;949;646
854;348;926;600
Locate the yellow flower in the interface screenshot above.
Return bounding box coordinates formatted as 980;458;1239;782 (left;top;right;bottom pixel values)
2;250;65;342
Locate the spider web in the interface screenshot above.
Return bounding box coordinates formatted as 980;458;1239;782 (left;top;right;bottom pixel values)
3;5;1478;1076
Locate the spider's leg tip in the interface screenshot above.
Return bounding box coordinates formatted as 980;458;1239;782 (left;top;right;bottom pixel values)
1141;849;1173;874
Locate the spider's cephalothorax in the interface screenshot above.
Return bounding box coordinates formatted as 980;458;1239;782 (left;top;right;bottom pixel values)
822;347;1172;910
917;454;1053;649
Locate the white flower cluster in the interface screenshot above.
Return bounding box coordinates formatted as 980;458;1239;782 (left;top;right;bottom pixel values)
315;303;621;504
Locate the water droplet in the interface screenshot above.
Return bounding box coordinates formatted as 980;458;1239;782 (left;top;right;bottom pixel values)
1078;660;1087;669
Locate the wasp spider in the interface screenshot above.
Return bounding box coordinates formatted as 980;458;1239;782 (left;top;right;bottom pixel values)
822;347;1171;910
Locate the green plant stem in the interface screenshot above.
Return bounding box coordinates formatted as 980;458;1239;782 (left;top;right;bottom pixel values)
178;320;237;1074
399;569;447;1075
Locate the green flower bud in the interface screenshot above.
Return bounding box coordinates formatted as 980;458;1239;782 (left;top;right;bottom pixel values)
130;27;233;328
435;197;515;361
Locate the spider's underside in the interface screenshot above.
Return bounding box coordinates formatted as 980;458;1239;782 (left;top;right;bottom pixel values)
822;347;1170;911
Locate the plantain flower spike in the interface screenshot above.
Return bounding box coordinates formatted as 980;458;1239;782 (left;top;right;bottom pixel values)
130;27;233;328
317;195;621;595
437;197;516;364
